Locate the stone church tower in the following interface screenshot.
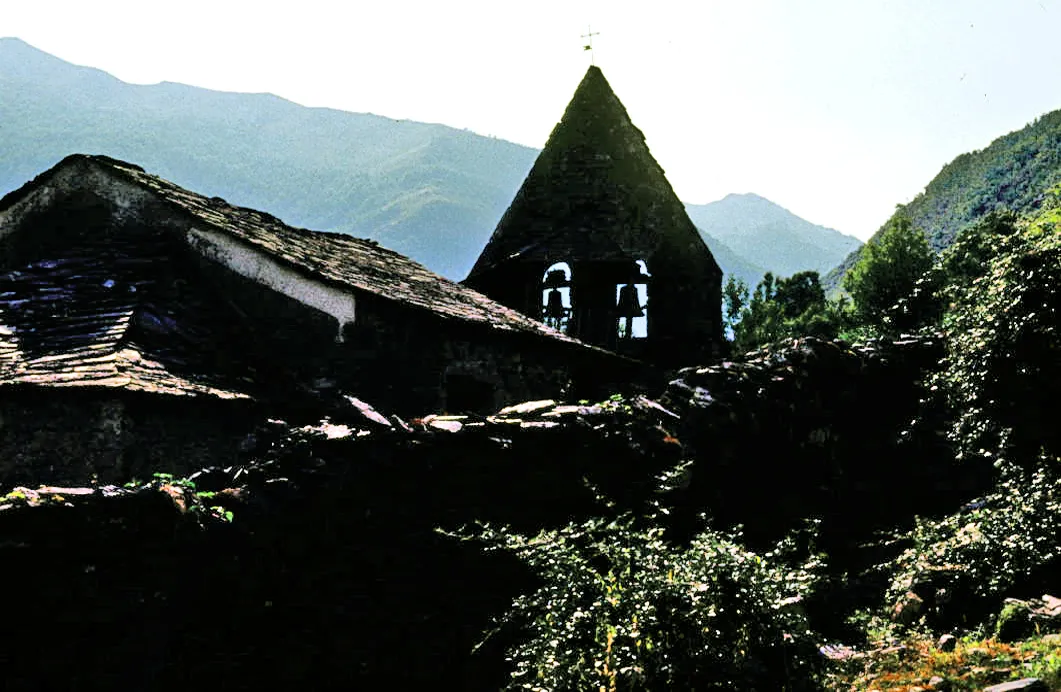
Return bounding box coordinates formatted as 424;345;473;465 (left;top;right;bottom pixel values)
463;66;723;366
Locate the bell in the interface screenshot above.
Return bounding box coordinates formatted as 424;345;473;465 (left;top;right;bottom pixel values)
544;288;567;318
616;284;643;317
544;269;570;289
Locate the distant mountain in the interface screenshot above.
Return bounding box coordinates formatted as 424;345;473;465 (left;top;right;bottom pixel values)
0;37;536;279
1;37;853;285
825;109;1061;290
686;194;862;284
695;232;769;289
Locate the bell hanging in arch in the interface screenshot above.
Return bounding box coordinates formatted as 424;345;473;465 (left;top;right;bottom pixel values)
615;284;643;318
544;288;567;318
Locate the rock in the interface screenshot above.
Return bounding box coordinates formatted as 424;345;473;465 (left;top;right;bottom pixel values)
519;421;559;429
298;421;356;439
936;633;957;652
630;396;679;420
982;679;1048;692
319;423;354;439
186;467;233;492
541;405;585;418
419;415;467;433
36;485;97;496
928;675;949;690
891;590;924;624
497;400;556;416
427;419;462;433
819;644;862;661
869;644;908;659
484;416;521;426
389;415;413;432
997;596;1061;640
342;395;393;428
1042;593;1061;613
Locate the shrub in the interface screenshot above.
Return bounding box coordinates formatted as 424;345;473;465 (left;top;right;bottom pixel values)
933;191;1061;469
883;463;1061;628
447;503;825;691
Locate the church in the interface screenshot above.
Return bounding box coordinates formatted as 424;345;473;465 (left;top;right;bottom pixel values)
464;66;724;366
0;154;634;486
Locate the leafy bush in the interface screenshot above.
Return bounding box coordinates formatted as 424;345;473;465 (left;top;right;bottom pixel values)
883;463;1061;627
868;188;1061;632
448;500;825;691
932;189;1061;469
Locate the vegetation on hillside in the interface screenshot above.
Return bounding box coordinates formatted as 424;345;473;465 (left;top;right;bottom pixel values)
826;107;1061;290
0;37;536;280
724;214;934;352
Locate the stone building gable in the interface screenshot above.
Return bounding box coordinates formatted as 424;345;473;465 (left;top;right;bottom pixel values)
0;155;630;416
464;67;723;365
0;155;590;350
466;66;720;280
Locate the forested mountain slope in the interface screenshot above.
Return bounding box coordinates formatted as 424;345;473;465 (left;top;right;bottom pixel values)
826;109;1061;289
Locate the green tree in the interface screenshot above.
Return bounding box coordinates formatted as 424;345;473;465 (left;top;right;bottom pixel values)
723;275;749;336
449;500;823;691
732;272;784;352
730;270;846;352
843;215;933;326
775;270;827;319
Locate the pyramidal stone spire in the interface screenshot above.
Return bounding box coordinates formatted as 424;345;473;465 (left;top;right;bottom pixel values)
467;66;718;278
464;66;724;365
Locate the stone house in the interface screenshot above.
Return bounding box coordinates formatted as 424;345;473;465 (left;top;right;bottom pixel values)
0;154;632;484
464;66;724;366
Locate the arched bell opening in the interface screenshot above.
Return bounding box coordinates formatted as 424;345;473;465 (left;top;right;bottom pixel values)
542;262;573;332
616;259;649;340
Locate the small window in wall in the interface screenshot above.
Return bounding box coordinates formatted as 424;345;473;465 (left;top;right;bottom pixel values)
616;260;649;340
542;262;572;332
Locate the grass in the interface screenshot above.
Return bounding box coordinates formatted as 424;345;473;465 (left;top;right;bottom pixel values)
824;633;1061;691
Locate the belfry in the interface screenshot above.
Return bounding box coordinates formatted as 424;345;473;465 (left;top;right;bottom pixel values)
463;66;724;365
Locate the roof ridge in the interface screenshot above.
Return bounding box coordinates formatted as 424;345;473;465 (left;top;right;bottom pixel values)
66;157;606;351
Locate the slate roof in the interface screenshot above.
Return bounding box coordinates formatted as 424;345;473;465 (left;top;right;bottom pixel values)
0;229;258;399
93;156;587;343
0;155;597;399
466;66;721;279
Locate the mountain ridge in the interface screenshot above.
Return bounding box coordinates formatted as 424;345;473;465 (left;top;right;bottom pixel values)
687;193;862;281
1;36;857;283
824;108;1061;290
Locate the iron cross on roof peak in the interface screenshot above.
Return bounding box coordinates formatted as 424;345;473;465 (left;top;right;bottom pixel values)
581;25;600;65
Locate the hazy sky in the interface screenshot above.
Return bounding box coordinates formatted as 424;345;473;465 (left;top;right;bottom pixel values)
6;1;1061;240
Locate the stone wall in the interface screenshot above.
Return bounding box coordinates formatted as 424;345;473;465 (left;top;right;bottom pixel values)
0;389;260;487
0;399;683;691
